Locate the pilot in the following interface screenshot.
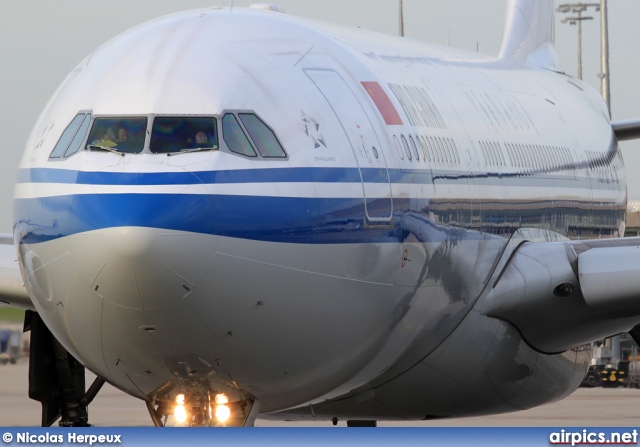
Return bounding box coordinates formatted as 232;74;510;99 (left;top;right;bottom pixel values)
195;131;208;147
115;127;129;143
187;131;209;148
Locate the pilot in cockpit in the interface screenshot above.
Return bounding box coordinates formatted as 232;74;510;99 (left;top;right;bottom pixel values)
115;127;128;143
187;130;210;148
90;127;116;147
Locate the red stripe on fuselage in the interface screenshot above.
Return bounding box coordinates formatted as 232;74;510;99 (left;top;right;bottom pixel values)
361;81;403;125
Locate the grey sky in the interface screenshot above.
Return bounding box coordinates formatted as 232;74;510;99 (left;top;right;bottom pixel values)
1;0;639;232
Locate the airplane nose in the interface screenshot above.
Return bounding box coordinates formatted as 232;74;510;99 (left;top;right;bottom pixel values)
110;227;155;259
65;161;218;310
70;225;216;310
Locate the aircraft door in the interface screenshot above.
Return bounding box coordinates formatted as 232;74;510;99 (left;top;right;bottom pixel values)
306;69;393;222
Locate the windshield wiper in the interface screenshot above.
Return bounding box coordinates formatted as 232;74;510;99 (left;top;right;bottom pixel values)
167;147;216;156
87;145;125;156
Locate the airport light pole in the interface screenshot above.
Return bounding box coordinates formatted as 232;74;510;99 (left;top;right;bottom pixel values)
557;3;599;80
556;1;610;115
599;0;611;116
398;0;404;37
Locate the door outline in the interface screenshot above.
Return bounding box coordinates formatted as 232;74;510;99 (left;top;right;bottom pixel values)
305;68;393;222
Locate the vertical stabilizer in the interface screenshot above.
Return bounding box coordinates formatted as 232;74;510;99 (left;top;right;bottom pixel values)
499;0;559;71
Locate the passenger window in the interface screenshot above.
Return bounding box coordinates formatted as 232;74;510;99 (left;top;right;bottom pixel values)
451;140;460;164
223;114;256;157
528;145;537;168
50;113;89;158
439;138;449;163
393;135;404;160
493;143;501;166
409;136;420;161
447;139;456;164
516;145;523;167
482;142;492;165
424;137;433;162
431;137;441;163
535;145;544;169
419;137;428;161
519;144;527;167
401;135;412;161
529;145;539;168
87;117;147;154
239;113;286;158
543;146;552;169
150;117;218;154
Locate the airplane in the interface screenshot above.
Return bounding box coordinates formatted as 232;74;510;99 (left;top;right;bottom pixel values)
2;0;640;428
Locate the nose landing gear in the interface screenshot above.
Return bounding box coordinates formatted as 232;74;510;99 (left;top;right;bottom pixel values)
25;311;106;427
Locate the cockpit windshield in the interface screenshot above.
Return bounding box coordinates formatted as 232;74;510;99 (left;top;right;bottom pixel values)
86;117;147;153
150;117;218;154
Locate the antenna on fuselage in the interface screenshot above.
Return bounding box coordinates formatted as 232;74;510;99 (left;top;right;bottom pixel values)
398;0;404;36
230;0;234;12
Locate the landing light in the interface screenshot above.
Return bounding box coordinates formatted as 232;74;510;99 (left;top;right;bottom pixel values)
174;404;187;424
214;393;231;423
174;394;187;424
215;404;231;423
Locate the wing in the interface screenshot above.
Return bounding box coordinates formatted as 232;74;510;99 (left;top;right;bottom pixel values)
480;236;640;353
612;119;640;141
0;233;32;310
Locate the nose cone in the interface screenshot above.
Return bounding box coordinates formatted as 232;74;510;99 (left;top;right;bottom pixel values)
51;161;220;310
70;226;217;309
110;227;155;259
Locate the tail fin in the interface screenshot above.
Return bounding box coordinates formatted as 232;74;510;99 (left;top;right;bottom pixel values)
499;0;560;71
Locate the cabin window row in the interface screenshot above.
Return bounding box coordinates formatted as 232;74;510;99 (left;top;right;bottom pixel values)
586;150;621;181
393;134;460;165
478;141;506;167
49;112;286;159
504;143;575;173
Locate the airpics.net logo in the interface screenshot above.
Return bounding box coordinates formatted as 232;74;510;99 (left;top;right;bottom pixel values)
549;429;638;446
3;432;121;445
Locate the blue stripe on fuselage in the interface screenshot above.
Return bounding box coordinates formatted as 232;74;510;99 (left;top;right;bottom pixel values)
14;194;406;245
16;166;618;191
13;166;622;245
17;167;368;185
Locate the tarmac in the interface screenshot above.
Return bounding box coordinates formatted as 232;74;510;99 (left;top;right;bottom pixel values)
1;359;640;427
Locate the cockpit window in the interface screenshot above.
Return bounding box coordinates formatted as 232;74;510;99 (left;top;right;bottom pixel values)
86;117;147;153
238;113;286;158
150;117;218;154
50;113;91;158
64;114;92;157
222;114;256;157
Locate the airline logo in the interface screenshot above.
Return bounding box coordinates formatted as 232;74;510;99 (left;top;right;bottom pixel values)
361;81;403;126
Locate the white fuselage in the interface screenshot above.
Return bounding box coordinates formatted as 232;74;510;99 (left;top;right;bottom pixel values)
14;8;624;419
